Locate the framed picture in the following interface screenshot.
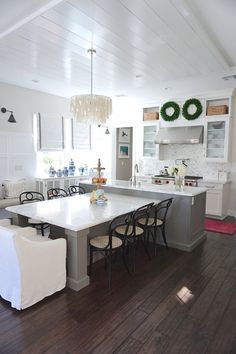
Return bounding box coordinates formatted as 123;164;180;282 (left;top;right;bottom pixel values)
118;128;131;143
118;144;130;158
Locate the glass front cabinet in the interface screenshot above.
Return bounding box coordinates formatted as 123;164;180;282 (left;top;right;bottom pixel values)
143;124;158;158
204;117;230;162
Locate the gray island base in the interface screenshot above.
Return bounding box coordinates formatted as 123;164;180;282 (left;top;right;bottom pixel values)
81;180;207;252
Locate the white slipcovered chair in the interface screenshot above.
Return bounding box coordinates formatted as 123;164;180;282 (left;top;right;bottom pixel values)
0;225;67;310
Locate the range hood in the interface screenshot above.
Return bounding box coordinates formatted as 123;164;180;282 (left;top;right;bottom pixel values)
155;126;203;145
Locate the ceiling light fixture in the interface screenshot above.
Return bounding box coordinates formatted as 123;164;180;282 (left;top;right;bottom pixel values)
1;107;16;123
70;49;112;125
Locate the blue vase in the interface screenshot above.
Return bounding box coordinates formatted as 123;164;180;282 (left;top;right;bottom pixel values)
57;169;62;177
69;159;75;176
63;167;68;176
48;166;56;177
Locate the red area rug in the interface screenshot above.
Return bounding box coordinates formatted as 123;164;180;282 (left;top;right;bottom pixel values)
204;218;236;235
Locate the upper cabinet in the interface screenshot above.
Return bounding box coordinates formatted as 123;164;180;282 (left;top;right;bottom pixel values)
143;123;158;158
203;95;232;163
204;117;230;162
142;106;159;158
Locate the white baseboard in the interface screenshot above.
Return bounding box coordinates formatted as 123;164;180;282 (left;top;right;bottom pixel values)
227;209;236;218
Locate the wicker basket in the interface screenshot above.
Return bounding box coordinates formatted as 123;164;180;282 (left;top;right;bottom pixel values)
207;105;228;116
143;112;159;121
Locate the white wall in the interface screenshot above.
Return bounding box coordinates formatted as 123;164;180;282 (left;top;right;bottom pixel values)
0;82;70;133
0;82;113;181
0;82;71;181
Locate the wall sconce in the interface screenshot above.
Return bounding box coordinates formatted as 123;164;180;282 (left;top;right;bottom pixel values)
1;107;16;123
98;124;110;134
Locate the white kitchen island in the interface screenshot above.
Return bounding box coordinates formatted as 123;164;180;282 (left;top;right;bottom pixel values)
80;180;208;252
7;193;159;292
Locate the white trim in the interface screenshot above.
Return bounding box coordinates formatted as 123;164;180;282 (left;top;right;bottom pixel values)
227;209;236;218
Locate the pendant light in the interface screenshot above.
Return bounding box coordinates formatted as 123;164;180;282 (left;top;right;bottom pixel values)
70;49;112;125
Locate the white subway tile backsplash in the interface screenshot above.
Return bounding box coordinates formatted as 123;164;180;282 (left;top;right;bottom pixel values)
139;144;232;179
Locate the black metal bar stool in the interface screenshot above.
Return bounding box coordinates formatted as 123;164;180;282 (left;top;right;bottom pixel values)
19;191;49;236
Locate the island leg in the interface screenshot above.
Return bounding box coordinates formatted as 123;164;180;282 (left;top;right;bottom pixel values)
65;228;90;291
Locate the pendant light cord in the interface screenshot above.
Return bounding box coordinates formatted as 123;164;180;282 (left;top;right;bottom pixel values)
88;48;96;96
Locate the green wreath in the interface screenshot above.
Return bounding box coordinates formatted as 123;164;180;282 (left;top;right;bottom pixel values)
160;101;180;121
182;98;202;120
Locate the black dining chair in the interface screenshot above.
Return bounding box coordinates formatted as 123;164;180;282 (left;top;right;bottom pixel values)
47;188;68;200
115;202;154;272
19;191;49;236
68;185;86;196
137;198;174;255
89;212;132;289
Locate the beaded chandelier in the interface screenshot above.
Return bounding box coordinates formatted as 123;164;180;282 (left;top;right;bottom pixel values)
70;49;112;124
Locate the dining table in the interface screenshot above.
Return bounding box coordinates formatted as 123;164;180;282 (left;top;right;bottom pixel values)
7;192;159;291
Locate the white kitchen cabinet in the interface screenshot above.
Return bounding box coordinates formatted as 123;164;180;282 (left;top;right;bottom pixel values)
198;181;230;219
36;176;85;199
203;116;231;162
142;122;159;158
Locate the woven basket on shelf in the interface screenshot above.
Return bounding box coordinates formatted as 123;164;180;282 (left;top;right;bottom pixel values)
207;105;228;116
143;112;159;121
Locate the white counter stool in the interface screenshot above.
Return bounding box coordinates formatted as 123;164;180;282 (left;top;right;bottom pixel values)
137;198;174;255
19;191;49;236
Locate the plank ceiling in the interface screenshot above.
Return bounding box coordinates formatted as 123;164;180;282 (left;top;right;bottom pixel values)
0;0;235;103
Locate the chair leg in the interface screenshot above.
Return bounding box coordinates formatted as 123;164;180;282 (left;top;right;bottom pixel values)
104;250;108;270
89;246;94;276
122;246;131;275
132;238;137;273
41;224;44;236
108;248;112;289
152;227;157;256
161;224;168;248
141;237;151;260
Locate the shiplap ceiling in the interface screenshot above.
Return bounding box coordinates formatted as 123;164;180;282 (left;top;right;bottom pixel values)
0;0;236;103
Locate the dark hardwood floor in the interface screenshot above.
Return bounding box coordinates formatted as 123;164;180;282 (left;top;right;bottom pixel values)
0;230;236;354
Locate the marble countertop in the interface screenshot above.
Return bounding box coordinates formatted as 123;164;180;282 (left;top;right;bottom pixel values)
81;180;207;197
6;193;159;232
200;179;231;184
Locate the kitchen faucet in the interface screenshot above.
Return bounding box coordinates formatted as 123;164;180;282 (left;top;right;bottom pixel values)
132;163;139;186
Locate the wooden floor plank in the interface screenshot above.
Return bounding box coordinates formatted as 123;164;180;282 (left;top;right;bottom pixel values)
0;233;236;354
205;286;236;354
